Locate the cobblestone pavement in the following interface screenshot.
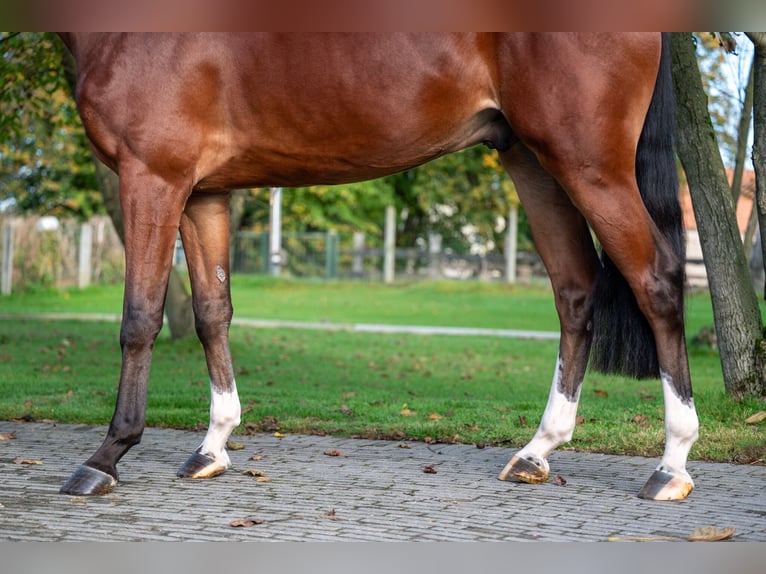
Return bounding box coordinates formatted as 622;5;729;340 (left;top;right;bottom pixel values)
0;422;763;542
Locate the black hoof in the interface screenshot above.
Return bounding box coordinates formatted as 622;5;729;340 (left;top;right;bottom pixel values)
177;451;225;479
60;465;118;496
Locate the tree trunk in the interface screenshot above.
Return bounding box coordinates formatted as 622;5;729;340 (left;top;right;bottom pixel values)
60;44;195;340
731;58;754;204
747;33;766;299
670;33;765;398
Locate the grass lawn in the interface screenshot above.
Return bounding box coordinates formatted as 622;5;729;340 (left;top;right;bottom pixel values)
0;276;763;464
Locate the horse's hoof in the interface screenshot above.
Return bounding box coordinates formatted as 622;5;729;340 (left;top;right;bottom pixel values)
177;451;228;479
498;455;550;484
60;465;118;496
637;469;694;501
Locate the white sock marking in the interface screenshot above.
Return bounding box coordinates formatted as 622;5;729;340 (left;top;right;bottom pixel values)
657;371;698;478
515;354;581;462
197;380;241;467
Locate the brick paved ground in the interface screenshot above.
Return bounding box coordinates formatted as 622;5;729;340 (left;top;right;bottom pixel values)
0;421;763;541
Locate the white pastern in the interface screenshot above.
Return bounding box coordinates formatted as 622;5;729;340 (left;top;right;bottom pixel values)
197;380;241;468
657;371;698;478
515;355;581;461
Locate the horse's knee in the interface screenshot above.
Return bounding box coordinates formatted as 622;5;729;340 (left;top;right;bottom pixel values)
193;298;233;347
555;283;594;336
120;304;164;350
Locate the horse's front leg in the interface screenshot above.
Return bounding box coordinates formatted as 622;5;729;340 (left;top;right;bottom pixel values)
60;165;188;495
175;193;241;480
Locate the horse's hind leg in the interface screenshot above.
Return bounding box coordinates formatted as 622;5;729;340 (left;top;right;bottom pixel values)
497;144;600;485
61;163;189;495
175;193;241;479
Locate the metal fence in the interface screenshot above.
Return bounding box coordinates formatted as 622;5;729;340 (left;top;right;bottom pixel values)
230;230;545;282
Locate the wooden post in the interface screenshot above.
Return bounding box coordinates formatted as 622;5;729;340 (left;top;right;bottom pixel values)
269;187;282;276
1;222;13;295
78;222;93;288
383;206;396;284
505;206;518;284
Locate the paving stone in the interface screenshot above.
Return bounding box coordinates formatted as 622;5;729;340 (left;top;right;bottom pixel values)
0;421;763;541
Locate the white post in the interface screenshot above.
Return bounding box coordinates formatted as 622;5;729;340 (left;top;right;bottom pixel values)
269;187;282;277
352;232;365;278
505;206;518;284
78;222;93;288
1;222;13;295
384;205;396;284
428;232;442;279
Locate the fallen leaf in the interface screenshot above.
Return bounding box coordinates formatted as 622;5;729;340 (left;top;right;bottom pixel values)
427;413;443;420
631;414;649;424
424;437;435;444
242;469;267;477
340;405;353;416
518;415;527;427
273;432;285;438
70;497;87;504
323;450;343;457
254;476;272;483
0;432;16;440
575;416;585;425
475;442;486;449
397;444;411;449
249;455;263;461
688;526;736;542
423;465;438;474
230;518;264;528
14;459;42;465
554;475;567;486
745;411;766;424
594;389;609;397
400;406;417;417
227;440;245;450
320;509;339;521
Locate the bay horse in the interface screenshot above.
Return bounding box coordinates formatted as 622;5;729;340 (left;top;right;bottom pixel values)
57;33;698;501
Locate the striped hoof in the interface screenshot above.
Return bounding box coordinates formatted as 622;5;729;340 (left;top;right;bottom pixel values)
637;469;694;501
177;451;228;479
498;454;550;485
60;464;118;496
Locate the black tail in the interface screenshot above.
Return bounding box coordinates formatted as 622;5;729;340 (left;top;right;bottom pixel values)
589;33;684;379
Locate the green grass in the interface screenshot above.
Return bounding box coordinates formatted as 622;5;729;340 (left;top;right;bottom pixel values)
0;277;764;464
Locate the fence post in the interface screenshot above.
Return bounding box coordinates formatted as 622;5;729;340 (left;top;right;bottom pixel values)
384;206;396;284
505;205;518;284
325;230;338;279
269;187;282;276
352;232;365;278
78;222;93;288
1;222;13;295
428;233;442;279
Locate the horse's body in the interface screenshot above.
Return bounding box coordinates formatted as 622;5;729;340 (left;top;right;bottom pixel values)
58;33;699;500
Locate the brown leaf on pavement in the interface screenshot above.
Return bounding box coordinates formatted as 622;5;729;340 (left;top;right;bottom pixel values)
242;469;267;477
230;518;264;528
688;526;736;542
323;450;343;457
14;459;42;465
397;444;411;449
226;440;245;450
423;465;437;474
554;475;567;486
249;455;263;461
0;432;16;440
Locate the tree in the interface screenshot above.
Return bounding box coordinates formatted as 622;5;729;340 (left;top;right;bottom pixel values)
670;33;765;398
746;32;766;299
0;33;101;218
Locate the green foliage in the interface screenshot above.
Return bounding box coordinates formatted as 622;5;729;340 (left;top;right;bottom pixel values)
694;32;752;167
0;32;102;219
